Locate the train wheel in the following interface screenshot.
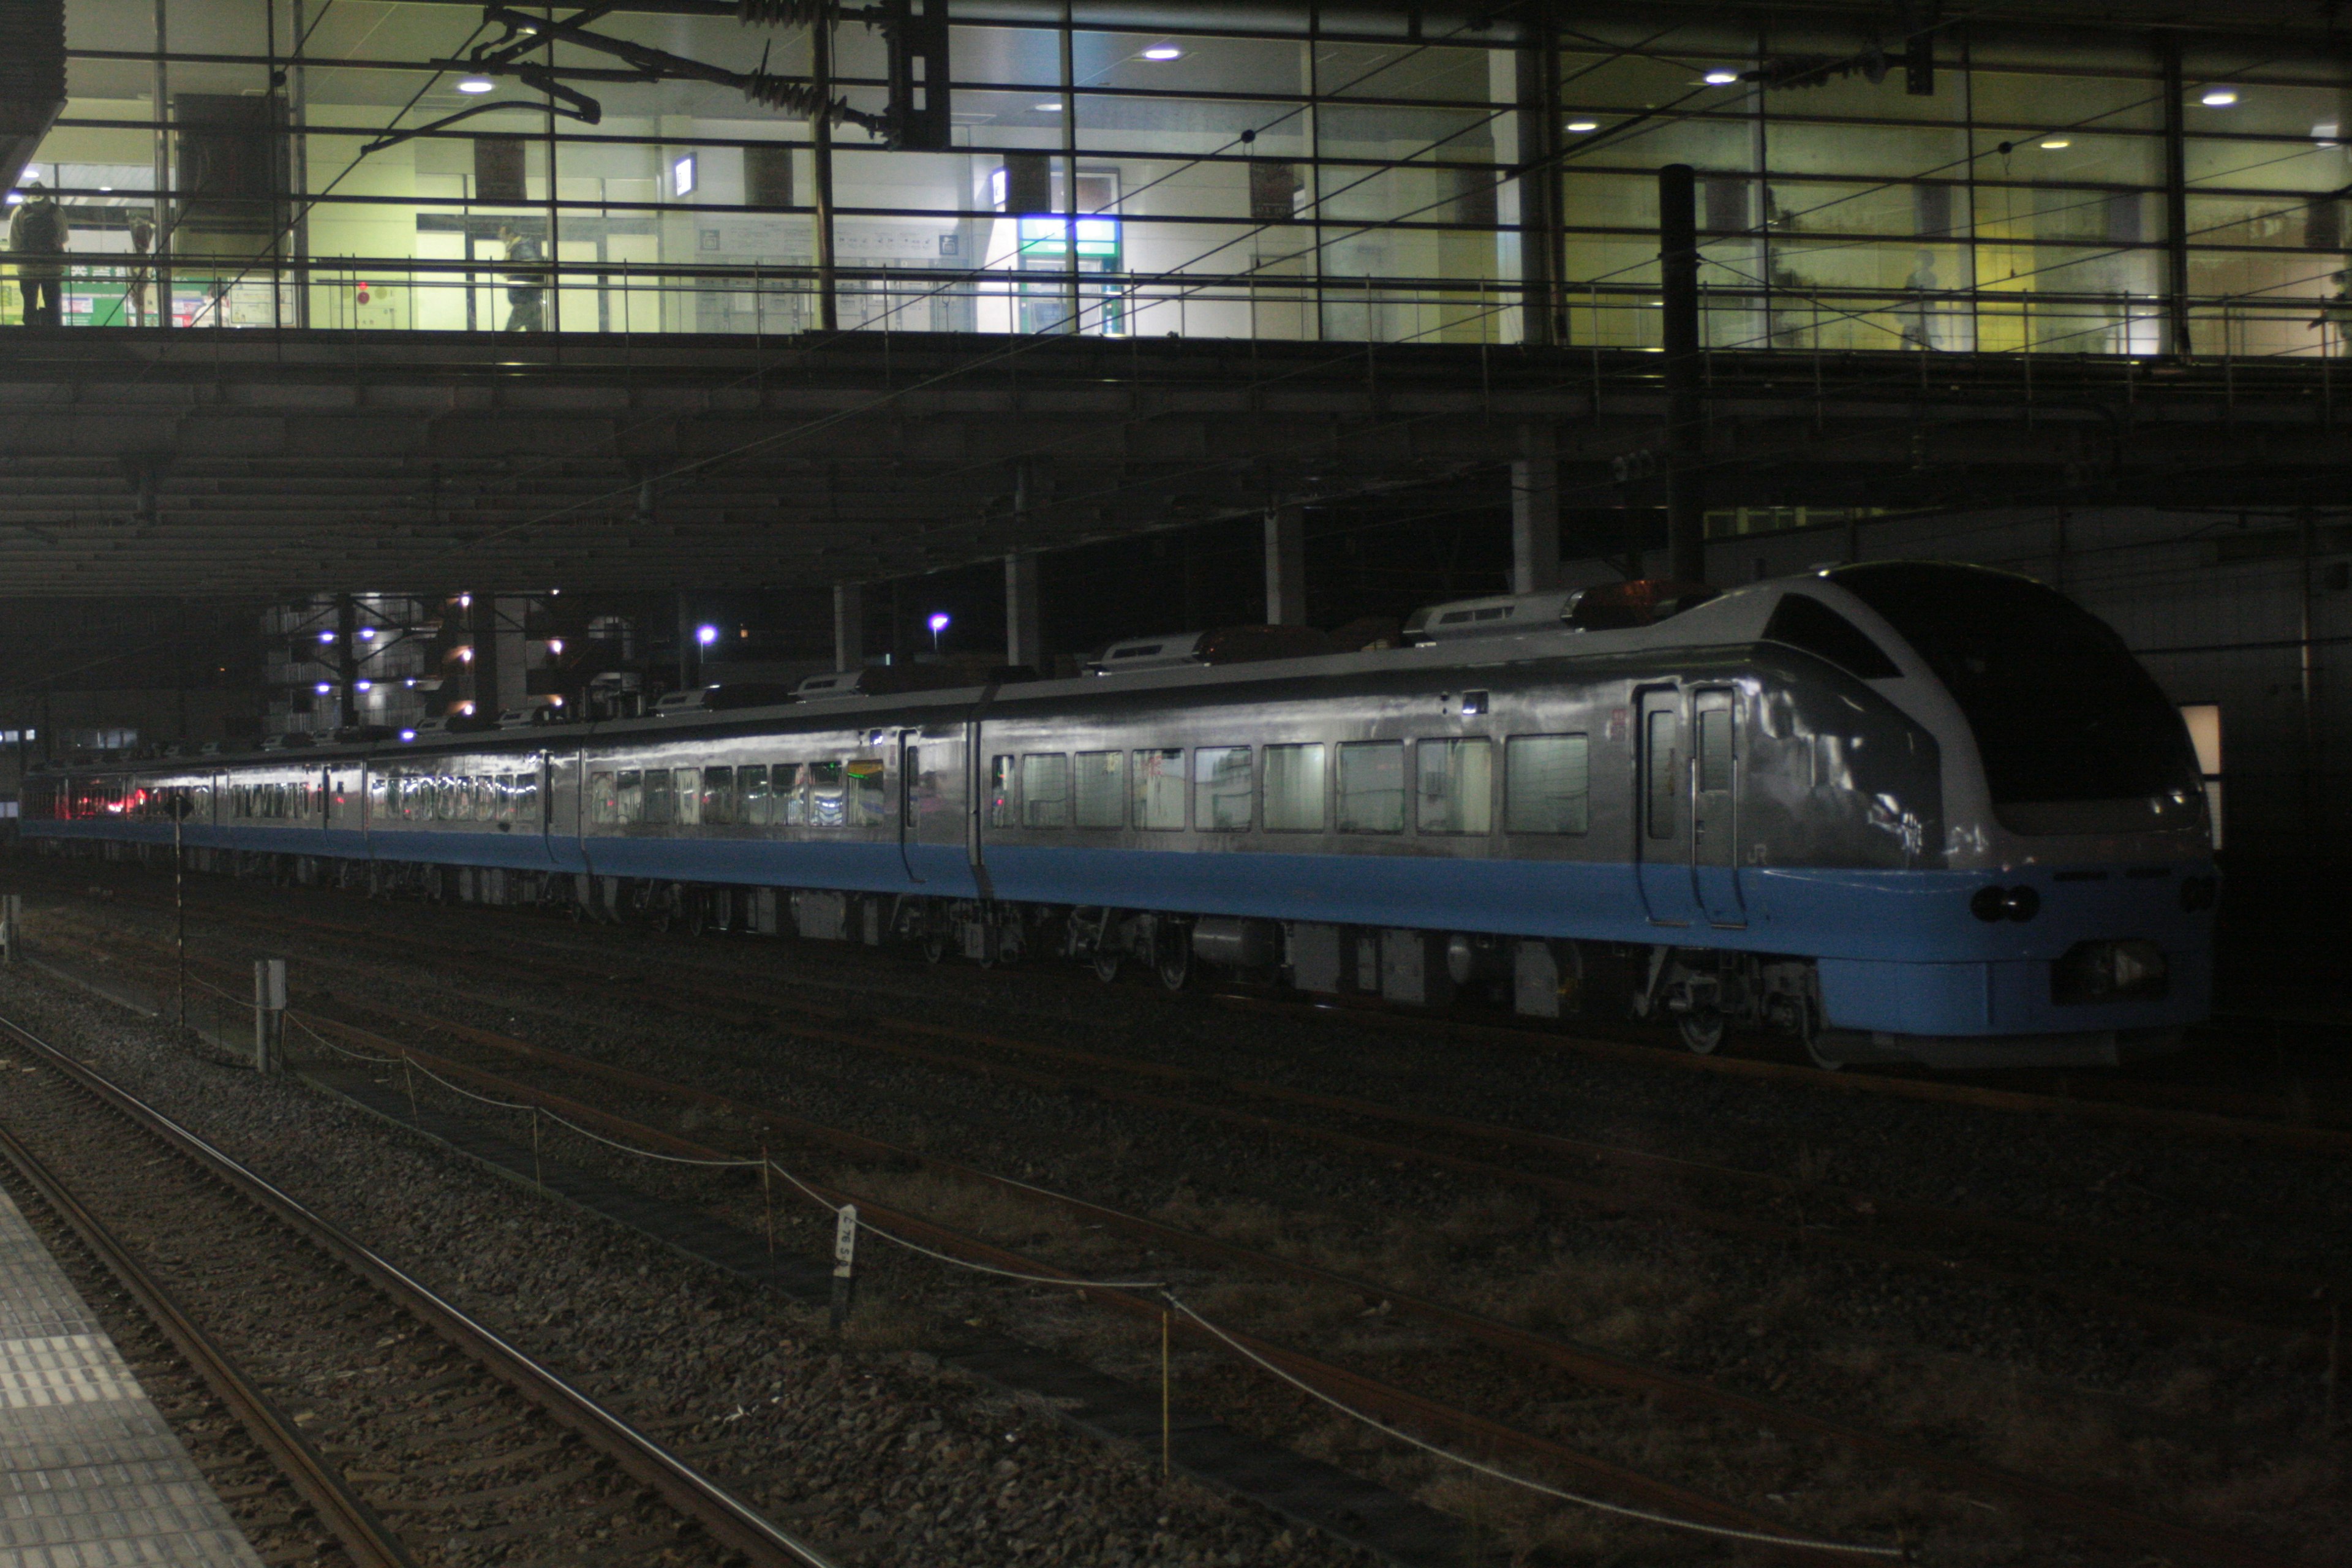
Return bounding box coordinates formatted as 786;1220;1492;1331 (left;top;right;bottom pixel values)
1677;1007;1726;1055
1798;1005;1846;1071
1153;927;1191;992
1091;948;1123;984
922;928;948;965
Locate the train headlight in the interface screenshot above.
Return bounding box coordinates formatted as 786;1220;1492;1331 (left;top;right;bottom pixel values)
1971;884;2040;922
2052;940;2168;1004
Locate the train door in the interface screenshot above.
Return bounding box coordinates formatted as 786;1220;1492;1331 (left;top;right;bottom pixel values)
1689;687;1745;927
1635;687;1701;925
896;729;925;883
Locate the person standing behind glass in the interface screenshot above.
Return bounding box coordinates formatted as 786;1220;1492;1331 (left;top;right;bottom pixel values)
126;214;154;327
498;223;544;332
9;177;67;327
1900;250;1940;351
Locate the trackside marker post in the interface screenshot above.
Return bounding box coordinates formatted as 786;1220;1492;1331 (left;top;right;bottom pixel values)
830;1203;859;1330
252;959;286;1073
0;892;20;965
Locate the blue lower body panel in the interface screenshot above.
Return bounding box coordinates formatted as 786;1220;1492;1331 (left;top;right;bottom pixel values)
24;821;2211;1041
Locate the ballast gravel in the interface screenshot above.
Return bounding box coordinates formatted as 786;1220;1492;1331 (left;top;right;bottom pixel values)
0;967;1371;1568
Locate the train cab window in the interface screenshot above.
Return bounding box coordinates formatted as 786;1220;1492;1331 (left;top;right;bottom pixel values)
1074;752;1124;828
807;761;847;827
1132;748;1186;830
739;765;770;826
1645;712;1678;840
1021;754;1071;828
1505;735;1591;834
1194;747;1253;831
675;768;703;826
1263;744;1326;831
701;766;734;826
1416;738;1493;835
989;755;1017;829
849;760;887;827
617;769;644;824
589;771;618;826
1763;593;1901;682
1336;741;1405;834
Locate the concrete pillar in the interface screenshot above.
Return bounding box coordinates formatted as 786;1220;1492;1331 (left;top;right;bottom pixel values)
832;583;864;673
1005;552;1041;671
1510;434;1561;596
334;593;356;731
1264;503;1307;625
468;595;499;720
1660;163;1706;584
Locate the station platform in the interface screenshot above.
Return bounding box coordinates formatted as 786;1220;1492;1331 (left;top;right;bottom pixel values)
0;1186;262;1568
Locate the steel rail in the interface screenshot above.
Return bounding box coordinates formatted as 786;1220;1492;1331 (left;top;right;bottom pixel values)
21;866;2352;1156
0;1009;839;1568
285;1006;2318;1568
10;923;2310;1568
279;1015;1877;1566
31;893;2349;1334
43;911;2341;1340
0;1114;420;1568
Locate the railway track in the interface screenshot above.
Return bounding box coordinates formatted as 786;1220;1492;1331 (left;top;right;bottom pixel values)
23;858;2351;1156
53;901;2342;1342
21;921;2329;1568
0;1005;835;1568
12;864;2348;1562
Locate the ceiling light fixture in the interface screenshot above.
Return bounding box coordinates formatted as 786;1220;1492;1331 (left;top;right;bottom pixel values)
1566;121;1599;132
2201;88;2238;107
2039;138;2071;149
456;75;496;94
1141;45;1182;61
1035;100;1063;111
1703;69;1739;85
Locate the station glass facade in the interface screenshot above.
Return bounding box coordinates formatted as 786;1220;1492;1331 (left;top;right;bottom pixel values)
23;2;2352;356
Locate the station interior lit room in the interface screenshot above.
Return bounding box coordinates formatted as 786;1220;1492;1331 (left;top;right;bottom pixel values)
0;2;2342;1566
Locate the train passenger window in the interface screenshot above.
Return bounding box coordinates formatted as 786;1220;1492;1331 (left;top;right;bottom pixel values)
807;761;846;827
702;766;734;826
1263;744;1325;831
1022;754;1070;828
989;755;1016;829
1074;752;1123;828
1336;741;1405;834
1505;735;1591;834
1194;747;1253;831
1417;738;1493;834
644;768;676;825
589;772;617;826
1697;707;1733;794
475;778;497;821
777;764;807;826
1645;712;1678;840
1132;748;1185;830
514;773;539;825
617;769;644;824
739;765;770;826
675;769;703;826
849;760;886;827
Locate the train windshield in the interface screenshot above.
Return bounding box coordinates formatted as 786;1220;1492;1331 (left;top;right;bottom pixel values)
1830;564;2198;815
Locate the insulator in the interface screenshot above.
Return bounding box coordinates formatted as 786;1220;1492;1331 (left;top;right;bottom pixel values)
738;0;829;26
741;70;889;135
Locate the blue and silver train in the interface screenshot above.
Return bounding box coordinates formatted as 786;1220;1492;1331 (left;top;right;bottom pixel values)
21;562;2215;1070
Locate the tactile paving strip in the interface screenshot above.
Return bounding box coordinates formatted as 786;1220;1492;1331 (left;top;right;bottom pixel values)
0;1187;263;1568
